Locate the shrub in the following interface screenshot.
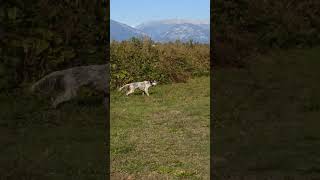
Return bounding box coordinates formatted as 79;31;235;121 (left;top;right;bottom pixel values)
0;0;107;91
110;38;210;89
212;0;320;67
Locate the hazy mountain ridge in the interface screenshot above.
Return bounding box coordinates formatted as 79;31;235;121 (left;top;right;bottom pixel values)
110;20;148;41
135;19;209;27
157;23;209;43
111;19;210;43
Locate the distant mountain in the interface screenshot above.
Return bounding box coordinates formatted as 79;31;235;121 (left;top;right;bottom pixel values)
110;19;210;43
110;20;148;41
136;19;210;43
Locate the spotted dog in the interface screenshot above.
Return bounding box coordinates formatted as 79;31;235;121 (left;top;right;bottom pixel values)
118;80;157;96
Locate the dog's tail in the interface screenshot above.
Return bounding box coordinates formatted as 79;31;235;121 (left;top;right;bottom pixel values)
118;84;129;92
30;71;64;93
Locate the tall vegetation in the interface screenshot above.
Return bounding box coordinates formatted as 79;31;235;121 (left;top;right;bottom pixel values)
0;0;107;91
110;38;210;89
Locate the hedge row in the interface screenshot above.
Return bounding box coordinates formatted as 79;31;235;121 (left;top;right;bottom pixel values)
110;38;210;89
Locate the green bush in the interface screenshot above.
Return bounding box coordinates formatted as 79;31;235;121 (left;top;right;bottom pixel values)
213;0;320;67
110;38;210;89
0;0;107;91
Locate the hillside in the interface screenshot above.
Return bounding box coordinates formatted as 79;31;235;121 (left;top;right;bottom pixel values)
110;20;148;41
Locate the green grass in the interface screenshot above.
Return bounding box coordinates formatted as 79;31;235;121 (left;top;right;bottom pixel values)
0;92;106;179
213;47;320;178
111;77;210;179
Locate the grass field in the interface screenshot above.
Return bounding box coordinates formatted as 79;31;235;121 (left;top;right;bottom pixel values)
0;92;107;179
110;77;210;179
213;47;320;178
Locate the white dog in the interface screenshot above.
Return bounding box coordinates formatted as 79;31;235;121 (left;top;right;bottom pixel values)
118;80;157;96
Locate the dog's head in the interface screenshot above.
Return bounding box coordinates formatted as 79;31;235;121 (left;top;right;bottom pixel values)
150;80;158;86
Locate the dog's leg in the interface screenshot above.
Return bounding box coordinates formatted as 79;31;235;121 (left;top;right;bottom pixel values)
52;89;77;108
145;88;149;96
126;88;134;96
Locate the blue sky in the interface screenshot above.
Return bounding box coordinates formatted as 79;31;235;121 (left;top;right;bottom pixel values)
111;0;210;27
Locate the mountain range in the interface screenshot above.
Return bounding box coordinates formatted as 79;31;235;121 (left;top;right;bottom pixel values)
110;19;210;43
110;20;148;41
